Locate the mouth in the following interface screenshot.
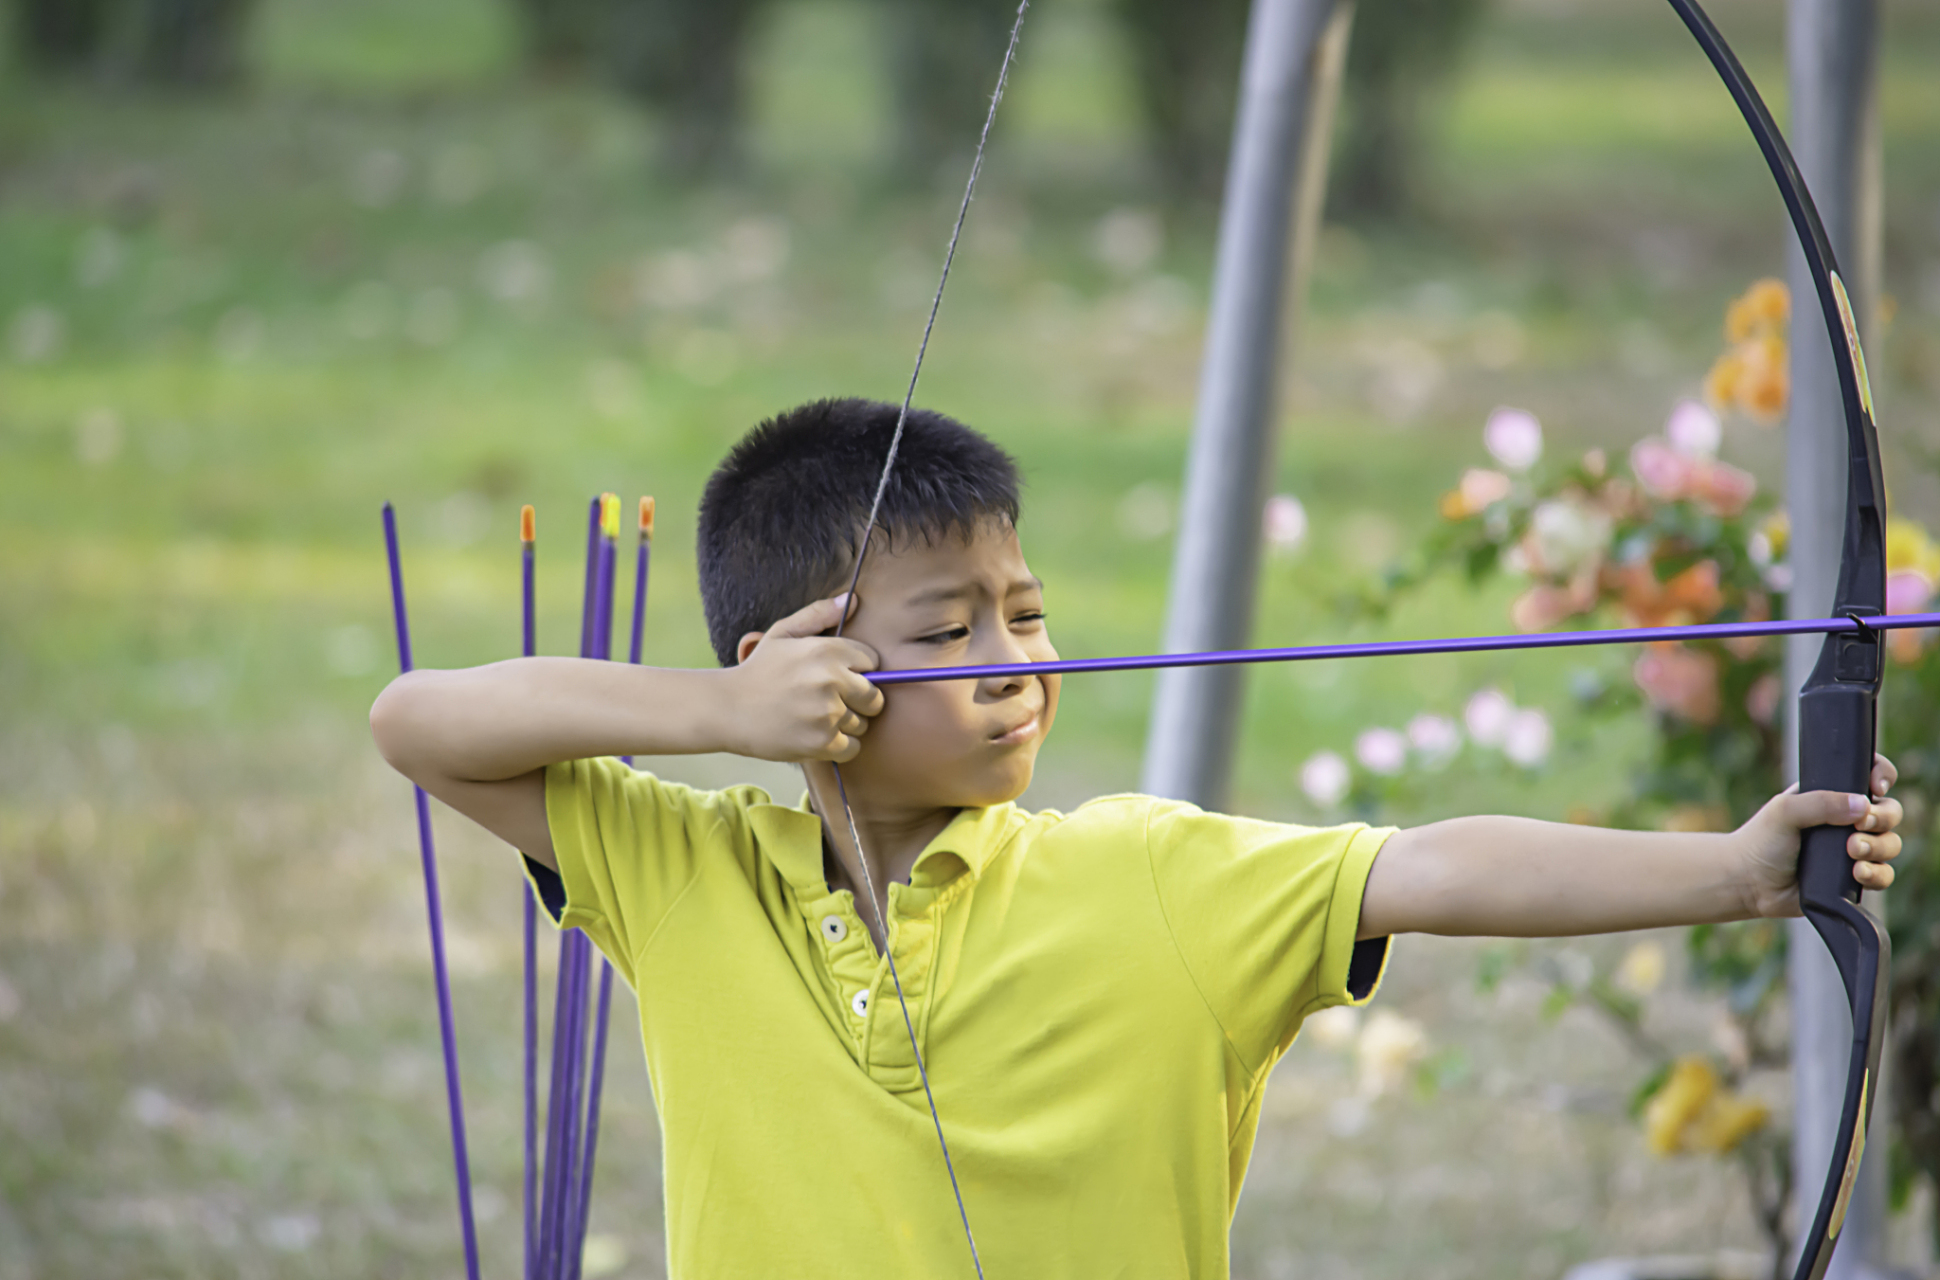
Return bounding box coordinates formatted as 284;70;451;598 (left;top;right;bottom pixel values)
990;714;1040;747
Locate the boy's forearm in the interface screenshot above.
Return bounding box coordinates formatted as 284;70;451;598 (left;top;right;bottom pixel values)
370;657;740;784
1361;816;1751;939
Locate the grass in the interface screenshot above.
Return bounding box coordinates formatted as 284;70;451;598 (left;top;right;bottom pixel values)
3;0;1940;1275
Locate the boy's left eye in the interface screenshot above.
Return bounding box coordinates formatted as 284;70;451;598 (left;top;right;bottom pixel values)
920;627;971;645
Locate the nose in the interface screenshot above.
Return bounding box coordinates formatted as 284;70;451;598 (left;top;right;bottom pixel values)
970;619;1037;698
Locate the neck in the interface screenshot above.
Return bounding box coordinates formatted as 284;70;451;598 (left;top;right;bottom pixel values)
801;762;957;942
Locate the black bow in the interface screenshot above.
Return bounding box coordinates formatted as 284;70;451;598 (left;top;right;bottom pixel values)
1669;4;1889;1277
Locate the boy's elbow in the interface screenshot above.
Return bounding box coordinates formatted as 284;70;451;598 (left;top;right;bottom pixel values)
369;672;433;775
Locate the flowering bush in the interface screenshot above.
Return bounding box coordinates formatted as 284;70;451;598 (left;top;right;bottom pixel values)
1358;278;1940;1260
1345;281;1812;1256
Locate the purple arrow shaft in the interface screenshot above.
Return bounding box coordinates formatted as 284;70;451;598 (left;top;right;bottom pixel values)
521;533;539;1280
867;610;1940;686
381;504;483;1280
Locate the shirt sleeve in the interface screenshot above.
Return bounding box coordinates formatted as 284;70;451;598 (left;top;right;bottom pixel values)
1144;798;1394;1071
524;757;750;982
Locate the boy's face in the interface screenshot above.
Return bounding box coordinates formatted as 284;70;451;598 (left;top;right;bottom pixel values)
839;519;1060;810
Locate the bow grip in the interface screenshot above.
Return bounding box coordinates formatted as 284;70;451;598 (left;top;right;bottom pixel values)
1797;674;1877;913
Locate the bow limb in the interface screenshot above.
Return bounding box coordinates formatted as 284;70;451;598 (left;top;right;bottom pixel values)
1666;4;1888;1277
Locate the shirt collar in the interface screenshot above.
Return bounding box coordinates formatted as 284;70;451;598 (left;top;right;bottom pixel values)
746;791;1021;893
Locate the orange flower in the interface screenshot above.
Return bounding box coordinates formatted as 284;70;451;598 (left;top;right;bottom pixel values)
1725;278;1790;343
1614;560;1724;628
1737;336;1789;424
1709;281;1791;424
1704;350;1742;412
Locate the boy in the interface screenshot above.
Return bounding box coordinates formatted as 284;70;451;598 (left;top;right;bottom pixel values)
370;397;1903;1279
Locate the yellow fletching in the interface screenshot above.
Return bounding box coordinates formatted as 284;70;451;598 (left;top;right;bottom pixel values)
600;492;620;540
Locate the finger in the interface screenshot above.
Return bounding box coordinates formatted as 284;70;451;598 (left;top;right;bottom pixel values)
838;670;886;717
838;711;869;738
1872;753;1898;796
830;731;862;764
831;638;880;673
1856;796;1903;834
1847;830;1901;863
1790;789;1871;828
765;594;854;641
1854;860;1895;891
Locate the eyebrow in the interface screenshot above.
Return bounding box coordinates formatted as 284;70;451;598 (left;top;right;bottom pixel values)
904;576;1043;607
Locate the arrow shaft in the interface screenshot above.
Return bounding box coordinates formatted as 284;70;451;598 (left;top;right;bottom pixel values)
867;610;1940;686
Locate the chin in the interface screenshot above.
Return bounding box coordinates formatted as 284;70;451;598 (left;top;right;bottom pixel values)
962;758;1037;808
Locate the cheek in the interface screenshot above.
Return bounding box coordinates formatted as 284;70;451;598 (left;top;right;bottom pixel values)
870;687;971;759
1039;675;1062;737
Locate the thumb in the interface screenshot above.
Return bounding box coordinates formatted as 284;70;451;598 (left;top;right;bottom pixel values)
763;593;854;641
1786;787;1870;830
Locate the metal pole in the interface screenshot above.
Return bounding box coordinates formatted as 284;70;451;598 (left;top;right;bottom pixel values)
1783;1;1885;1275
1141;0;1353;807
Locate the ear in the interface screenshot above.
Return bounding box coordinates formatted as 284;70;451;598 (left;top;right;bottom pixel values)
735;631;764;665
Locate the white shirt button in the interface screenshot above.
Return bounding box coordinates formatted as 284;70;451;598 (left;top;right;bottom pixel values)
820;915;847;943
850;989;871;1018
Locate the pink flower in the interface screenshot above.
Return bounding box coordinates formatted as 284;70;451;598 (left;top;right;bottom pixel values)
1300;752;1351;807
1464;688;1515;746
1484;407;1544;472
1630;436;1694;500
1887;571;1936;664
1665;399;1722;458
1355;728;1408;776
1503;709;1553;767
1441;467;1514;520
1632;643;1722;725
1512;585;1579;633
1746;674;1782;725
1888;571;1934;616
1406;714;1461;766
1263;494;1308;551
1689;460;1757;517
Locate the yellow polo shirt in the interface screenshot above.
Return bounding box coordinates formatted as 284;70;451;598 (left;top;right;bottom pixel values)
533;756;1392;1279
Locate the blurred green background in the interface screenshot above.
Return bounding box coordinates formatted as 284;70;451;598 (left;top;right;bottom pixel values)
4;0;1940;1276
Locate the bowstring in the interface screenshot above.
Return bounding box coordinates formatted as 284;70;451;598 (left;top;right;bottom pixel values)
825;4;1029;1275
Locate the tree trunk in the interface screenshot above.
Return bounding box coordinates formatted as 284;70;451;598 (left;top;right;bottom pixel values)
882;0;1019;182
1114;0;1252;203
512;0;605;77
131;0;255;87
1329;0;1488;222
9;0;113;72
606;0;768;177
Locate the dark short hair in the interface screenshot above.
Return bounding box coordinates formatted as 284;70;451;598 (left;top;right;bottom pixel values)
697;398;1022;665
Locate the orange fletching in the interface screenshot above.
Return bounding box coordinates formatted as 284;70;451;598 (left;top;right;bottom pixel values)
520;504;536;543
640;496;655;540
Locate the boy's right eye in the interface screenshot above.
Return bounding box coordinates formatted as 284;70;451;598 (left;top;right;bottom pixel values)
920;627;970;645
